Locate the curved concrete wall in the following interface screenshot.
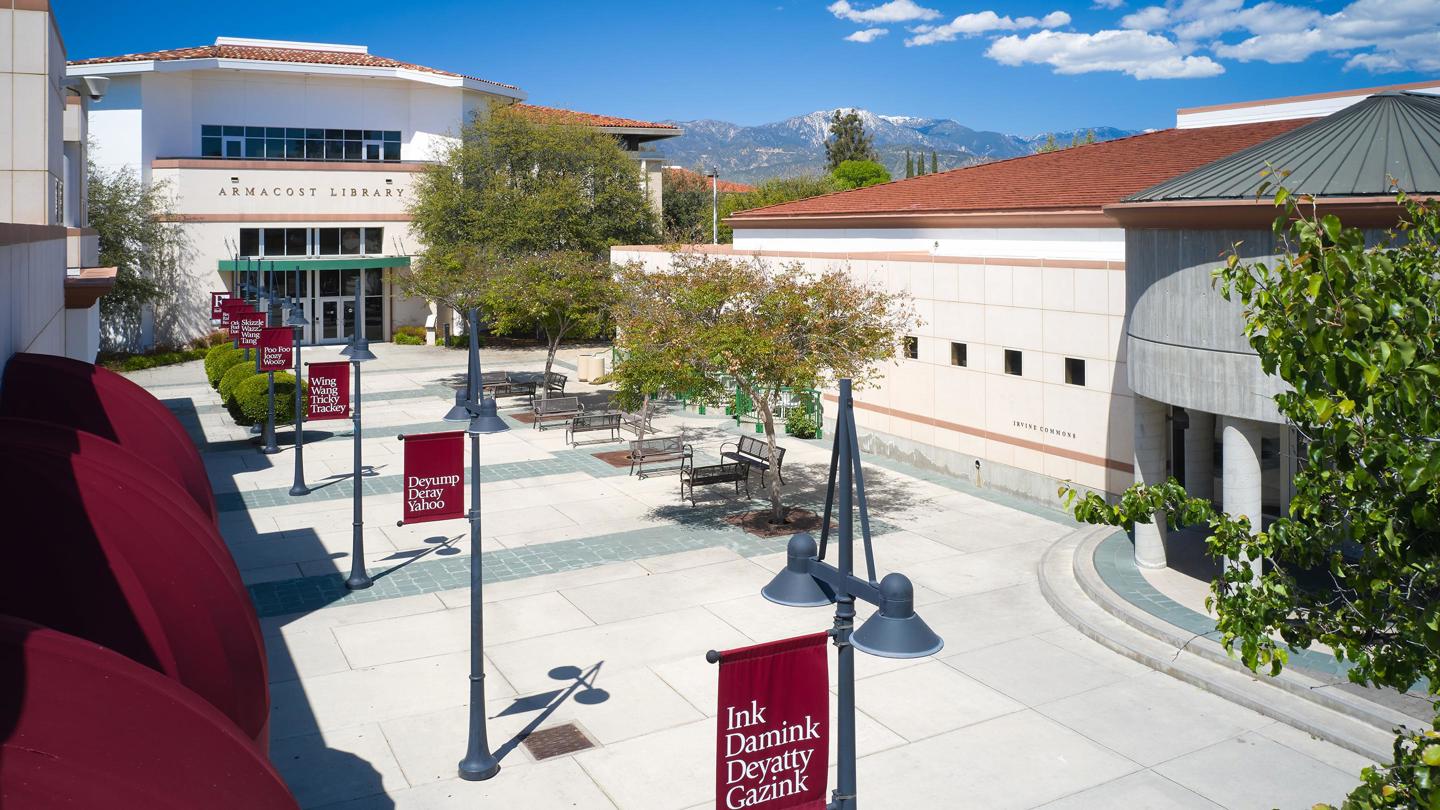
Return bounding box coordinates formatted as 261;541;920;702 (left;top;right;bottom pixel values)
1125;227;1286;423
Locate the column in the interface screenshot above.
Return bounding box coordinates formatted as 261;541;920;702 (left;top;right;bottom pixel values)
1183;410;1215;502
1221;416;1263;585
1132;395;1169;568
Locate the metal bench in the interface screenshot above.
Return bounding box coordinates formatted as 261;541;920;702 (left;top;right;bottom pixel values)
532;396;583;430
721;435;787;485
481;371;535;399
619;408;655;437
680;456;750;505
628;436;689;478
566;412;622;446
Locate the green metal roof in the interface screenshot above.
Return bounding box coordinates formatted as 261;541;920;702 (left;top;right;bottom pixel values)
1126;92;1440;203
218;256;410;272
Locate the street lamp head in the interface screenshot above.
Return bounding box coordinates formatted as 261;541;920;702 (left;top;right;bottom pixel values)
467;397;509;435
443;389;471;422
851;573;943;659
285;303;307;327
761;533;835;608
347;340;378;362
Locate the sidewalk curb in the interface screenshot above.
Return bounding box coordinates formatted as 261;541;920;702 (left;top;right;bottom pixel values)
1039;526;1397;764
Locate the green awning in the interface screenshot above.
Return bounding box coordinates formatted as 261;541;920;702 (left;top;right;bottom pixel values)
218;256;410;272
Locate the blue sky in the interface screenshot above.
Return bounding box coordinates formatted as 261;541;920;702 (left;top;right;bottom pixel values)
54;0;1440;134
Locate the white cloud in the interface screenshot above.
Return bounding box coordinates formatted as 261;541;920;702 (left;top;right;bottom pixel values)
1093;0;1126;8
1202;0;1440;71
828;0;940;23
1120;5;1170;30
845;27;891;42
905;9;1071;46
986;29;1226;78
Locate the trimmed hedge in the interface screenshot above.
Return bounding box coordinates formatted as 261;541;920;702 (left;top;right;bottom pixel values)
394;333;424;345
205;343;242;387
218;361;259;404
393;325;426;340
234;372;306;426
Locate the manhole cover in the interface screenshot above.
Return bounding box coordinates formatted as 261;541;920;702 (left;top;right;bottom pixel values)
522;722;596;760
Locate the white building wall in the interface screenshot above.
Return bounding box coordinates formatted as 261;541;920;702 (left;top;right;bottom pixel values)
614;243;1135;503
1176;82;1440;129
86;74;144;177
733;226;1125;263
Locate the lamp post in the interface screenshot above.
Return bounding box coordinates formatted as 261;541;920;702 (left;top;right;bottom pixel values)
445;307;508;782
260;260;281;455
288;299;310;496
707;165;720;245
344;275;377;590
756;379;943;810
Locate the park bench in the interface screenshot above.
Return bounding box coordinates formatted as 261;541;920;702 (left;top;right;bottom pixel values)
566;412;622;446
722;435;787;486
544;372;567;397
629;435;689;478
619;408;655;437
532;396;583;430
481;371;533;399
679;456;750;505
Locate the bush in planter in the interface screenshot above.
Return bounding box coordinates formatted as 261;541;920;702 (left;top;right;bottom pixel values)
393;325;426;345
205;343;244;387
218;361;259;404
234;372;306;426
785;407;819;439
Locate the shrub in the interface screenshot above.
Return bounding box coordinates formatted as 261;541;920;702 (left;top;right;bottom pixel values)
394;325;427;340
443;332;477;349
190;330;230;350
102;347;209;372
394;332;424;345
831;159;890;190
218;361;259;404
234;371;306;426
785;406;819;439
205;343;244;387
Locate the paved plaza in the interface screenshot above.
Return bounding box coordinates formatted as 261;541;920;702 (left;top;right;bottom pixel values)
133;345;1371;809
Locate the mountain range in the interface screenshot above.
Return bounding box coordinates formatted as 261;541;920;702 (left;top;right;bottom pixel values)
657;108;1141;185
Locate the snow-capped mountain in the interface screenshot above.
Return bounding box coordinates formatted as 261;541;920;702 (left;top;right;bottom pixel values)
659;108;1138;185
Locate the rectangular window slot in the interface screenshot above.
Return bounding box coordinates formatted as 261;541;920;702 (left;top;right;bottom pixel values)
201;125;401;161
1004;349;1023;376
903;336;918;359
950;342;967;367
1065;357;1086;386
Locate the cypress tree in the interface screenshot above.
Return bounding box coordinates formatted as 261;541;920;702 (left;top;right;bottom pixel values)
930;151;938;173
906;151;914;179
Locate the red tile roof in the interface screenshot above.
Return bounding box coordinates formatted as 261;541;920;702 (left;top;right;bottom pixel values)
664;167;756;193
513;104;678;131
730;118;1312;221
68;44;518;90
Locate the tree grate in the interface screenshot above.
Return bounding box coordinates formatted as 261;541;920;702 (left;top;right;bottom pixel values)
521;723;595;760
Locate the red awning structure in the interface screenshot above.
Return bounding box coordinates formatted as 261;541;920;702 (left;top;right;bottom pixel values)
0;419;268;748
0;352;217;523
0;616;296;809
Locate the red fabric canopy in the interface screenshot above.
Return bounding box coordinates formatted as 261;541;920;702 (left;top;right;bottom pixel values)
0;616;296;809
0;352;217;523
0;421;268;749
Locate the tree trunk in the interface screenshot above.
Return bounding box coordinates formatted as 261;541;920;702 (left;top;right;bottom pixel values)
637;392;651;446
541;340;558;402
757;398;785;525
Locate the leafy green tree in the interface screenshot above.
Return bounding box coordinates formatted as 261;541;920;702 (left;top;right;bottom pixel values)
1033;133;1061;154
481;250;616;396
408;104;657;258
618;252;915;524
714;174;842;243
661;169;716;242
824;109;878;170
1064;191;1440;808
88;162;195;350
832;160;890;190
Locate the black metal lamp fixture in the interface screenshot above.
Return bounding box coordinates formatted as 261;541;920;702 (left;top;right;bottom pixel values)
758;378;943;810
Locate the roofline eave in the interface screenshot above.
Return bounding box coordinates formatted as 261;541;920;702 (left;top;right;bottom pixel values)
1103;194;1431;229
67;58;525;99
726;208;1116;230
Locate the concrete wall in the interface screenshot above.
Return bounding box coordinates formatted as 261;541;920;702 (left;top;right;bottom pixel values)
1;2;65;226
615;243;1135;508
0;225;68;368
734;226;1125;263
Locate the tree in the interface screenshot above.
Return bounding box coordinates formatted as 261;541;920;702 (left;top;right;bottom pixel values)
714;174;842;243
1063;190;1440;808
824;109;878;170
832;160;890;190
617;252;916;524
930;151;939;174
661;168;716;243
1033;133;1061;154
905;151;914;179
88;162;196;350
481;250;616;396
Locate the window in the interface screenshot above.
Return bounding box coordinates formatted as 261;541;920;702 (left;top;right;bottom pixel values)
201;125;401;161
903;336;918;359
950;342;967;367
1065;357;1086;386
1004;349;1023;376
238;227;385;257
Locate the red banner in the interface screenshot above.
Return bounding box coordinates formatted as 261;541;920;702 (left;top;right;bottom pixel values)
716;633;829;810
306;362;350;421
210;291;230;320
233;313;266;349
219;299;249;328
400;431;465;525
256;327;293;372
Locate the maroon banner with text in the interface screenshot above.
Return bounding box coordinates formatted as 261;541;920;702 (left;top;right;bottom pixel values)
306;362;350;421
400;431;465;525
716;633;829;810
219;299;249;329
210;291;230;321
233;313;266;349
256;327;293;372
